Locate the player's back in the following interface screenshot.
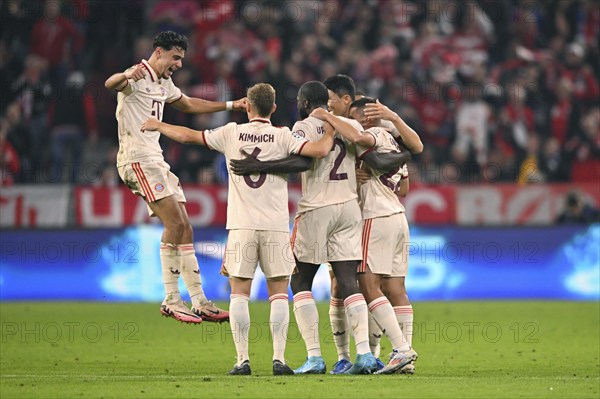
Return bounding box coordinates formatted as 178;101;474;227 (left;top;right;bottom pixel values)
358;127;405;219
294;116;360;213
204;119;306;232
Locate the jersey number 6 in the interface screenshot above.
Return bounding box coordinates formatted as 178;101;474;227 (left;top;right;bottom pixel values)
243;147;267;188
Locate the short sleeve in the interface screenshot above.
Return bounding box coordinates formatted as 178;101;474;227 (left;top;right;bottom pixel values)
203;122;235;153
292;120;315;141
283;127;309;155
165;79;183;104
356;127;381;159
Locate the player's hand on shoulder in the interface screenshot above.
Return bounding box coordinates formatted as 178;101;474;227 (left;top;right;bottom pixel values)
229;150;261;175
141;118;161;132
232;98;249;112
364;99;396;121
124;64;146;82
310;107;330;120
356;168;371;185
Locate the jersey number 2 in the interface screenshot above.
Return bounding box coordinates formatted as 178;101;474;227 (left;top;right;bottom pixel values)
329;138;348;181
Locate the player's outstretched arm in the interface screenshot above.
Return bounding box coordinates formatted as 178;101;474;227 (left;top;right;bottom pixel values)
310;108;375;147
364;100;424;154
362;151;411;173
105;65;146;91
171;95;249;114
141;118;204;145
230;154;313;175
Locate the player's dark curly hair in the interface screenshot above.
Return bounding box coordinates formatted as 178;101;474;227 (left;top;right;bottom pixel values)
323;74;356;100
299;81;329;106
153;31;188;51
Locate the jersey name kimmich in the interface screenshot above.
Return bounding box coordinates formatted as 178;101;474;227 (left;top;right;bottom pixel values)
238;132;275;143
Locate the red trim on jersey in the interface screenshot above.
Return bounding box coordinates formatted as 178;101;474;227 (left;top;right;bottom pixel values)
201;130;210;149
140;60;156;82
131;162;156;202
249;118;272;124
167;92;183;104
359;219;373;273
296;141;308;156
290;215;301;252
365;130;377;146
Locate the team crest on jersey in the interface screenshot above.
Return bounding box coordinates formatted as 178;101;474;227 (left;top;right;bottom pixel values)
292;130;305;140
160;87;166;96
155;183;164;192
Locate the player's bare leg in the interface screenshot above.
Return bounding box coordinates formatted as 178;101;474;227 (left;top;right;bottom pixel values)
330;261;378;374
266;277;294;375
228;277;252;375
291;261;326;374
328;270;352;373
359;267;415;374
382;276;416;374
148;196;201;324
177;203;228;322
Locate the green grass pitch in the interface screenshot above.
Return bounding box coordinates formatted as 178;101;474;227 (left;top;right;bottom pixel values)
1;301;598;398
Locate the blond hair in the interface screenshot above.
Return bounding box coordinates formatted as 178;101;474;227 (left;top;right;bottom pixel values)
247;83;275;117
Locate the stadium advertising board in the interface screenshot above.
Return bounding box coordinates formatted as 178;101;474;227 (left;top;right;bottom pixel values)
1;225;598;301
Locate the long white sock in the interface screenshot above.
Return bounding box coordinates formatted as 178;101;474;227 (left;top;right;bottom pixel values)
230;294;250;365
269;293;289;362
369;297;410;352
329;297;351;361
368;311;382;358
344;294;370;355
160;242;181;303
293;291;321;357
394;305;414;346
179;244;208;308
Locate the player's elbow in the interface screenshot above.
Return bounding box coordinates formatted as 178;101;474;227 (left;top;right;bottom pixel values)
411;141;424;154
314;147;330;159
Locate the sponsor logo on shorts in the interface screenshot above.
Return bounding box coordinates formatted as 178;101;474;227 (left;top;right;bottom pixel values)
155;183;164;192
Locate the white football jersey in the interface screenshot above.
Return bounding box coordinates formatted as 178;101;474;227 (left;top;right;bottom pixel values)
294;115;361;213
357;126;406;219
115;60;182;166
204;119;308;232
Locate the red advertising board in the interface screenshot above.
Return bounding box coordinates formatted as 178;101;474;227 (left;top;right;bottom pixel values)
1;183;596;228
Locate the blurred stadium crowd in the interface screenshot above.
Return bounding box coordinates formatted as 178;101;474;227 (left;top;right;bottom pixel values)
1;0;598;186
